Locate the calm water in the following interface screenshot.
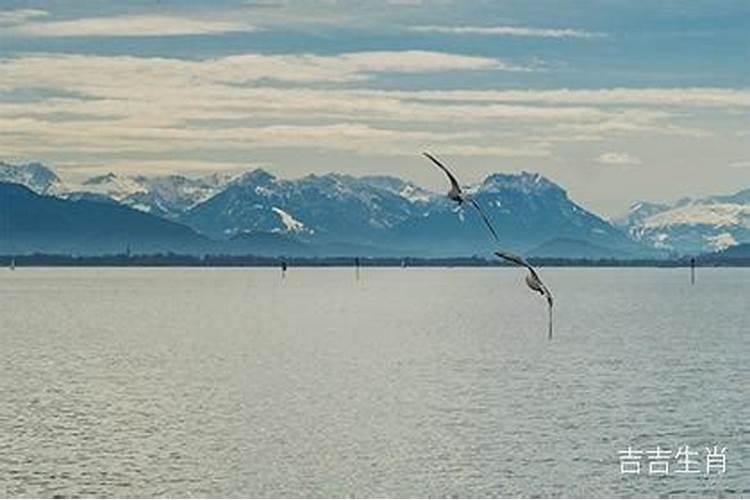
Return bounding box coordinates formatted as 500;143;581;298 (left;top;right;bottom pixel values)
0;267;747;498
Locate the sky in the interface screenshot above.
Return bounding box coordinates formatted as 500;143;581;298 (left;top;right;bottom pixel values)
0;0;748;216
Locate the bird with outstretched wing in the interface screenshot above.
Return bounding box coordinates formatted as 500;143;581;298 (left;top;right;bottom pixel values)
495;250;554;339
423;152;500;242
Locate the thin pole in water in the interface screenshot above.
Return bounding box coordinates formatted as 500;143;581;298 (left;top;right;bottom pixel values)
690;257;696;285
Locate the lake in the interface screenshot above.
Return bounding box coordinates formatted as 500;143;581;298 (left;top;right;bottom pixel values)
0;267;747;497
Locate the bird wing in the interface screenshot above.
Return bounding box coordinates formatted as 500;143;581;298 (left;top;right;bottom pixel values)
468;198;500;242
423;152;461;195
497;250;554;306
494;250;531;269
496;250;555;337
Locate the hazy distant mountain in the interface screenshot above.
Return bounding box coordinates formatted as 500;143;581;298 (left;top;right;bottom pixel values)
0;161;64;195
226;231;315;257
614;201;672;229
618;188;750;255
696;242;750;266
709;242;750;260
527;238;628;259
0;182;210;255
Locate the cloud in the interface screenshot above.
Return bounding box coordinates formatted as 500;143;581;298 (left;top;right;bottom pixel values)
0;52;735;168
596;152;642;166
0;118;512;157
335;50;525;73
9;14;258;37
0;8;47;25
358;88;750;107
0;52;515;90
728;160;750;169
410;25;603;38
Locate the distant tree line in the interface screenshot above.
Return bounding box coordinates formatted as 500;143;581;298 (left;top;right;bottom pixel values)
1;253;748;267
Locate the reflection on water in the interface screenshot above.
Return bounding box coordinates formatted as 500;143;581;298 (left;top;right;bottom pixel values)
0;267;747;497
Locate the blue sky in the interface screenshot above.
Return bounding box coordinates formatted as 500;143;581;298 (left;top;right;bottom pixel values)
1;0;748;215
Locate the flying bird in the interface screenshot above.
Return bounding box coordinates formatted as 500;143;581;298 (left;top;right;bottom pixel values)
423;152;499;242
495;250;554;339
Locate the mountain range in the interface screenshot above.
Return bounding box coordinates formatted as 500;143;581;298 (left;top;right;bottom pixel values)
616;189;750;255
0;182;209;255
1;161;747;258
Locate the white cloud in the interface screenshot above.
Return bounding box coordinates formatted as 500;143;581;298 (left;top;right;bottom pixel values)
564;119;709;138
596;152;642;166
0;52;515;91
10;14;258;37
334;50;526;73
410;25;603;38
728;160;750;169
358;88;750;107
0;53;738;170
0;8;47;25
0;54;651;127
0;118;512;157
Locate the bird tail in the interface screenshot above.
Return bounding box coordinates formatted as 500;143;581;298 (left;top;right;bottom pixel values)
548;303;553;340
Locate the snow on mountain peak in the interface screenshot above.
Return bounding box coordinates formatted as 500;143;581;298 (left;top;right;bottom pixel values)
643;203;749;229
234;168;276;186
271;207;308;233
358;175;434;203
78;172;148;201
623;187;750;254
0;161;64;195
479;171;563;195
398;184;433;203
705;232;737;251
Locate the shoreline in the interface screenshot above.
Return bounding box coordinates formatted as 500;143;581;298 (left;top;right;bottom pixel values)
2;255;748;268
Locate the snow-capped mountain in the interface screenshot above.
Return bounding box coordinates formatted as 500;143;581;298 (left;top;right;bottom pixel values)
0;161;64;195
387;172;644;256
181;169;644;257
1;161;237;218
0;160;660;257
617;188;750;255
180;169;428;246
68;172;236;219
78;173;148;201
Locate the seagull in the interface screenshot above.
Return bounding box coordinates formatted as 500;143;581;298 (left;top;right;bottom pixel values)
423;152;499;243
494;250;554;339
